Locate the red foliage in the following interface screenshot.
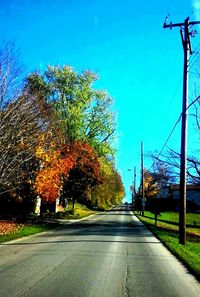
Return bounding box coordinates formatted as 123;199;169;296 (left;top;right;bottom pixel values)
34;141;101;202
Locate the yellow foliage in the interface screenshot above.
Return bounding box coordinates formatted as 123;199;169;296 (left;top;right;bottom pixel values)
99;157;113;177
144;170;158;198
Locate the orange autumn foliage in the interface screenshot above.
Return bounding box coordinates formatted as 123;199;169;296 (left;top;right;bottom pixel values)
69;141;102;184
35;168;61;202
34;140;101;202
35;156;74;202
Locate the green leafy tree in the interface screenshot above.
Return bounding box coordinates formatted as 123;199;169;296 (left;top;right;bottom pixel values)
25;65;124;210
26;66;116;156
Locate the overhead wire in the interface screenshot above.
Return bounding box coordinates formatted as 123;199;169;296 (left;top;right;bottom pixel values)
146;30;200;174
188;41;200;70
147;39;200;173
148;114;182;172
148;95;200;173
189;55;200;71
165;76;182;109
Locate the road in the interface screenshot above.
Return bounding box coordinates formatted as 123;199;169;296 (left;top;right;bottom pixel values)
0;206;200;297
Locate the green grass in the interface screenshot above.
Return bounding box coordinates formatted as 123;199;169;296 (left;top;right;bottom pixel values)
143;211;200;226
0;225;50;244
135;212;200;279
65;203;95;219
141;211;200;236
74;206;95;218
1;203;95;244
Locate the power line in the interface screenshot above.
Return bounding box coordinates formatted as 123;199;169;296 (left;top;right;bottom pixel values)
187;95;200;110
188;41;200;70
148;94;200;173
149;20;200;173
165;76;182;109
160;33;200;125
147;18;200;175
148;114;182;172
190;41;200;60
148;36;200;174
164;17;200;245
189;55;200;71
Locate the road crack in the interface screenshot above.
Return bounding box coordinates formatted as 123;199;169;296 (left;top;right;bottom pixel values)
121;246;130;297
122;266;130;297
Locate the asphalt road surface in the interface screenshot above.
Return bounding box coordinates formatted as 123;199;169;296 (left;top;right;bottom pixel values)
0;206;200;297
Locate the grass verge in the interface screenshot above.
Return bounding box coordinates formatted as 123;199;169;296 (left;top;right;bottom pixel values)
134;212;200;280
0;203;96;244
0;224;51;244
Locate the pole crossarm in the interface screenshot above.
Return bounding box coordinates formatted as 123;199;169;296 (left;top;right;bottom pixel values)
163;20;200;29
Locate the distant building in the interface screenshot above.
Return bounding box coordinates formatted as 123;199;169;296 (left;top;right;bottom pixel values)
156;184;200;208
156;186;169;199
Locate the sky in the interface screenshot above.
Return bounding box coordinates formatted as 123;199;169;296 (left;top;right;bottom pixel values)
0;0;200;201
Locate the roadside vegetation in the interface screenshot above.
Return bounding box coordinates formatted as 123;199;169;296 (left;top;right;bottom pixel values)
0;223;50;244
135;211;200;280
42;203;96;220
0;42;125;227
0;203;96;243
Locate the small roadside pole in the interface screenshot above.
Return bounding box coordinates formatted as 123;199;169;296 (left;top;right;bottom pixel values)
141;141;145;216
133;166;136;208
129;166;136;209
163;17;200;245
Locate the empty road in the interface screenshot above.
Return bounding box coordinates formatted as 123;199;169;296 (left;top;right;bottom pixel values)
0;206;200;297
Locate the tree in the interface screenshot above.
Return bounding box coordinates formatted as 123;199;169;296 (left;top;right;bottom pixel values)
91;159;125;209
151;159;176;186
0;46;124;214
148;90;200;186
139;159;176;201
0;44;54;195
0;94;54;193
60;141;102;209
143;170;159;199
34;140;102;208
34;139;75;203
26;66;116;156
0;42;22;110
24;65;123;210
149;149;200;185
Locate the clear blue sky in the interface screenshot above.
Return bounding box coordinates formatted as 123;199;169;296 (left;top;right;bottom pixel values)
0;0;200;201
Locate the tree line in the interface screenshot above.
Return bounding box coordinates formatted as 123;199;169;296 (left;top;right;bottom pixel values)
0;43;125;214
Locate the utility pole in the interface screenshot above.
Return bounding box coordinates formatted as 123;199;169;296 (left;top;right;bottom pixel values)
163;17;200;245
134;166;136;194
141;141;145;216
128;166;136;208
132;166;136;207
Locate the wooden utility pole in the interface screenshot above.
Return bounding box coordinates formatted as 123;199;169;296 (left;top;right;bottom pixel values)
141;141;145;216
132;166;136;207
129;166;136;207
163;17;200;245
134;166;136;194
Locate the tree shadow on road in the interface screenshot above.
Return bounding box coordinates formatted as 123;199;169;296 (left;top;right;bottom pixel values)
0;217;160;246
